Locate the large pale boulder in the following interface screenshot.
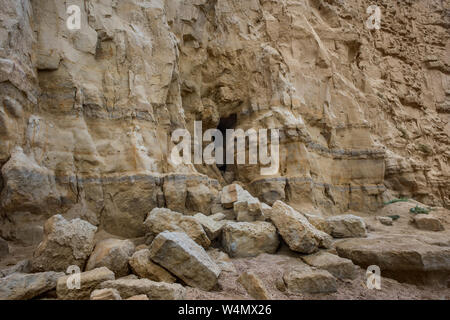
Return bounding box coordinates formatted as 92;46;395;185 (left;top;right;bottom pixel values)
86;239;135;277
0;271;64;300
327;215;367;238
302;252;358;280
221;221;279;258
149;231;221;291
99;278;185;300
129;249;176;283
283;264;337;294
32;215;97;272
144;208;210;248
270;201;331;254
413;214;444;231
56;267;115;300
335;236;450;284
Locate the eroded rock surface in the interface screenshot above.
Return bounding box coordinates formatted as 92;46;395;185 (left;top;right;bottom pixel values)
32;215;97;272
149;231;221;291
221;221;279;258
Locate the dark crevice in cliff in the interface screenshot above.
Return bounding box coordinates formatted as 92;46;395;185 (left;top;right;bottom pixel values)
216;113;237;175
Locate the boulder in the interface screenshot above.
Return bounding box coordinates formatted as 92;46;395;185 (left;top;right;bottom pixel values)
327;215;367;238
221;184;264;221
221;221;279;258
149;231;221;291
283;264;337;294
335;236;450;284
86;239;135;277
32;215;97;272
144;208;210;248
302;252;358;280
0;271;64;300
99;278;185;300
270;201;331;254
186;182;217;214
413;214;444;231
90;288;122;300
129;249;176;283
56;267;115;300
238;272;271;300
193;213;224;240
377;216;393;226
221;184;244;208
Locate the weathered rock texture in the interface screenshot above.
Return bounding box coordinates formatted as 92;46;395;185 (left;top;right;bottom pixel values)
0;271;64;300
32;215;97;272
1;0;449;244
56;266;115;300
149;231;221;291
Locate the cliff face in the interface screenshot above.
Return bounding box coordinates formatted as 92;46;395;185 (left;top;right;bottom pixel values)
0;0;449;240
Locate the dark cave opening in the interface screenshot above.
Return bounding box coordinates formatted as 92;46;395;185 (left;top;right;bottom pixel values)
216;113;237;173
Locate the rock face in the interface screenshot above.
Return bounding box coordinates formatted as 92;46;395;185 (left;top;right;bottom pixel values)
327;215;367;238
413;215;444;232
56;267;115;300
0;0;449;249
302;252;358;280
283;265;337;294
86;239;135;278
144;208;211;248
221;221;279;258
99;278;185;300
129;249;176;283
149;231;221;291
32;215;97;272
271;201;331;254
335;236;450;285
0;272;64;300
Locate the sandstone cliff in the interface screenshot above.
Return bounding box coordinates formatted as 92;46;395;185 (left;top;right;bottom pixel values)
0;0;449;242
